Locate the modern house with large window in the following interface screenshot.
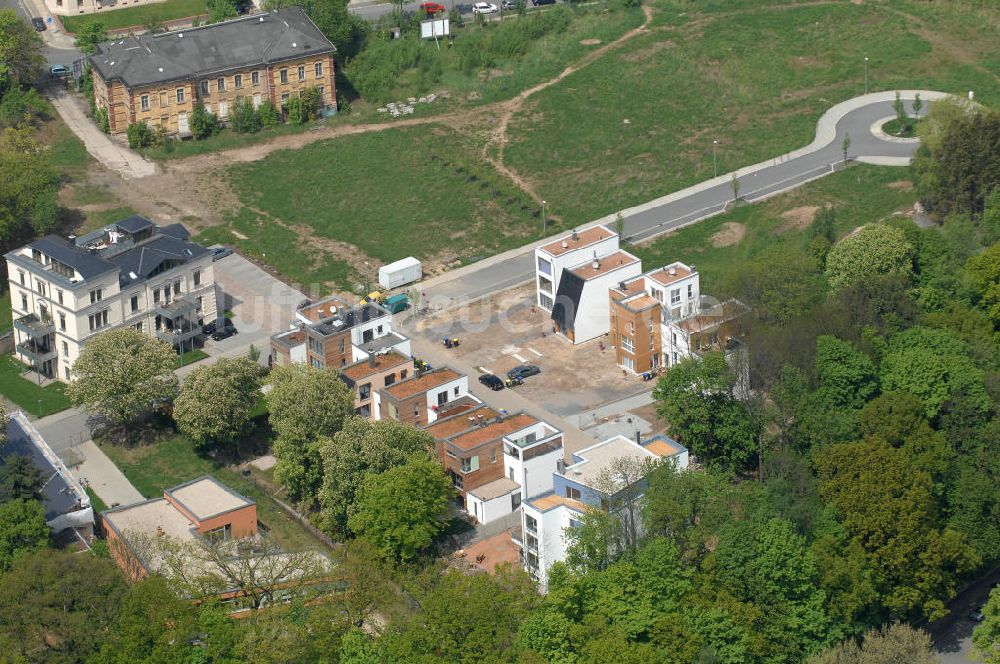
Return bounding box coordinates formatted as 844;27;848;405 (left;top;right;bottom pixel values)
4;215;217;382
88;8;337;137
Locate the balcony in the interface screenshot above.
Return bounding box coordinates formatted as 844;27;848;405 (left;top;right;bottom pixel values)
154;295;198;319
510;527;524;548
16;340;56;363
14;313;54;338
156;322;202;346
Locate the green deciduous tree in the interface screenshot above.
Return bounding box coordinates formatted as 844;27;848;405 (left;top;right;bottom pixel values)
258;99;279;128
125;121;155;149
67;328;179;429
814;335;878;410
189;102;219;140
653;352;756;473
173;356;262;451
319;416;434;534
230;96;261;133
0;127;60;244
0;498;47;572
347;456;452;562
643;464;735;562
206;0;238;23
721;244;824;324
98;576;200;664
973;586;1000;664
809;623;938;664
74;21;108;55
0;454;42;503
0;10;44;92
825;224;914;291
267;363;354;504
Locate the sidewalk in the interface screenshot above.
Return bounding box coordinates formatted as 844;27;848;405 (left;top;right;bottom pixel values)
47;87;159;179
74;440;144;507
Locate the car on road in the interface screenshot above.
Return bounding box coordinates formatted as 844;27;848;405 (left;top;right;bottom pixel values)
531;0;555;6
210;324;238;341
211;246;234;261
420;2;446;13
478;373;504;391
507;364;541;380
501;0;520;9
31;17;46;31
49;64;70;77
202;317;232;336
472;2;499;13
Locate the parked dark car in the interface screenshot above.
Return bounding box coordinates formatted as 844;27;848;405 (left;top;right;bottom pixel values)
31;17;46;31
531;0;555;6
507;364;541;380
202;317;232;336
210;324;238;341
479;373;505;391
212;246;234;261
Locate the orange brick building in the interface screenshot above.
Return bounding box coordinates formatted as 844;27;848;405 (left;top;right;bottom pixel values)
88;8;336;137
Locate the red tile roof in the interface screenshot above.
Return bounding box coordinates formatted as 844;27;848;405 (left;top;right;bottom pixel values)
539;226;614;257
340;351;409;381
447;413;536;451
383;368;462;399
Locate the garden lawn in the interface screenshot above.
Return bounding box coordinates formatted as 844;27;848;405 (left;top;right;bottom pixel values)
630;164;919;295
0;355;71;416
60;0;207;34
223;125;549;280
175;348;208;368
504;1;1000;224
98;433;326;551
0;292;10;332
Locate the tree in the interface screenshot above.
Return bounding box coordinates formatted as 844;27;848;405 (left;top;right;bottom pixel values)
643;464;735;561
814;335;878;410
653;352;756;473
966;241;1000;327
973;585;1000;664
564;507;623;574
841;134;850;162
0;127;60;244
174;356;261;451
230;96;261;133
267;363;354;503
913;92;923;119
74;21;108;55
285;95;305;124
206;0;238;22
0;10;44;92
67;328;178;429
824;224;914;291
125;121;155;149
615;212;625;239
0;549;125;661
0;498;47;572
809;623;937;664
140;8;166;34
98;576;201;663
730;172;740;201
0;454;42;503
258;99;279;128
190;102;218;139
347;456;452;562
319;417;434;534
720;244;824;324
893;90;907;129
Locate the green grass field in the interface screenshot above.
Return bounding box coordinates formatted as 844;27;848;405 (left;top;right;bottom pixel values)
98;433;325;551
630;164;919;294
504;1;1000;223
0;293;11;332
0;355;71;417
60;0;208;34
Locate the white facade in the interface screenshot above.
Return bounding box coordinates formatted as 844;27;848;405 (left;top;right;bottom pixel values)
426;373;469;423
378;257;422;289
534;225;619;312
502;421;564;501
466;482;521;525
568;254;643;344
520;500;579;592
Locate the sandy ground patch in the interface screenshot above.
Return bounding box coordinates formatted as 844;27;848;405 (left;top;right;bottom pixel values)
887;180;914;190
619;39;675;63
580;38;601;45
711;221;746;247
777;205;820;233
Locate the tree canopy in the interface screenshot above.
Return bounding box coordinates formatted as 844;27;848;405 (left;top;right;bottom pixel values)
0;498;47;572
173;356;262;451
824;224;914;292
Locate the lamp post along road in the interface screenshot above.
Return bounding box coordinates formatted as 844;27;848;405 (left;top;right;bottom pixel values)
712;139;719;178
541;200;547;236
864;56;869;95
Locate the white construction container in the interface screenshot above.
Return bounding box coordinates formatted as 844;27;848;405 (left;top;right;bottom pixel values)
378;257;422;289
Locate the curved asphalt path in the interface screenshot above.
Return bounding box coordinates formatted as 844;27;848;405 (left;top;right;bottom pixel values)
418;90;949;306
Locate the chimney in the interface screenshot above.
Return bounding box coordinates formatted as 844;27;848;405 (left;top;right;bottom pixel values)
572;229;579;241
477;414;485;427
635;430;642;445
368;354;376;369
561;240;568;249
618;281;626;290
669;267;677;276
690;264;696;273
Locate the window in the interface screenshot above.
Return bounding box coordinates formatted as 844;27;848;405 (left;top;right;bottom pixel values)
525;515;538;533
140;94;150;111
359;383;371;400
59;312;66;331
671;332;677;345
623;355;635;372
279;69;288;84
687;283;693;299
413;403;420;417
317;85;324;96
36;281;45;297
670;288;681;305
217;77;225;92
251;70;260;86
56;289;63;305
61;341;68;356
234;74;243;89
159;91;168;107
297;65;305;80
454;386;460;396
539;293;553;310
653;289;663;302
19;292;27;311
621;336;634;353
131;294;139;312
490;448;496;463
176;88;185;104
629;320;635;334
134;322;142;332
460;456;480;473
280;92;289;104
205;524;232;543
384;374;396;386
160;115;169;127
65;367;71;380
253;93;261;109
437;391;448;406
17;271;24;286
193;270;201;287
89;288;102;304
339;338;346;354
173;281;181;295
565;486;581;500
399;369;407;380
200;80;209;96
569;518;582;529
153;289;160;304
88;309;109;332
537;256;552;275
315;61;323;78
219;101;229;118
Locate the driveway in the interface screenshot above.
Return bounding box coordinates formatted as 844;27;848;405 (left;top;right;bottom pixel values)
74;440;144;507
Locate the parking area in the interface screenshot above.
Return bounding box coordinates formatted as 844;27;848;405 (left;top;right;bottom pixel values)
408;285;651;418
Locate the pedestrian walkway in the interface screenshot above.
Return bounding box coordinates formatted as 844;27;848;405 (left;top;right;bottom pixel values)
74;440;144;507
47;87;158;179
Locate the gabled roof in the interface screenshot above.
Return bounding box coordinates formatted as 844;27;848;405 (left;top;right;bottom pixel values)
89;8;335;89
20;236;116;281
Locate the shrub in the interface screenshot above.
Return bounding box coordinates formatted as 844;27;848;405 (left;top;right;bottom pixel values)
259;99;279;128
189;102;218;140
126;121;155;149
300;86;322;121
285;96;305;125
229;97;261;133
94;106;110;134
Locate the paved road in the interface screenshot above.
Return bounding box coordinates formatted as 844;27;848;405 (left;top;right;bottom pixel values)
1;0;82;65
349;0;566;21
418;91;947;306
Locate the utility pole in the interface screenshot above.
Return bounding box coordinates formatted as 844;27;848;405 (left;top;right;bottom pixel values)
713;139;718;178
864;56;869;95
541;200;547;236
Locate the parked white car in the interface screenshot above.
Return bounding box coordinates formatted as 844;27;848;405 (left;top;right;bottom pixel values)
473;2;499;13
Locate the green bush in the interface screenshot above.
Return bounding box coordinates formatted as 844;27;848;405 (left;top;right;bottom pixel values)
285;96;305;125
300;86;322;121
94;106;110;134
189;102;219;140
0;87;48;128
230;97;261;133
126;121;155;149
259;99;279;128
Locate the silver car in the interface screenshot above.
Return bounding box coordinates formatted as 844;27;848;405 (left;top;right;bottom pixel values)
473;2;499;13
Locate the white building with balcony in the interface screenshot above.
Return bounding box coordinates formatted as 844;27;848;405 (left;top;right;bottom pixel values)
4;216;218;382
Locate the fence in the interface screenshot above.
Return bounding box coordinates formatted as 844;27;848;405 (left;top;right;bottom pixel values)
243;473;340;551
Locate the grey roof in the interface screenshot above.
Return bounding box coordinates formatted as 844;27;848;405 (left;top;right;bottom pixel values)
159;223;191;240
89;8;335;89
312;303;389;337
116;214;156;234
27;236;116;281
111;234;211;286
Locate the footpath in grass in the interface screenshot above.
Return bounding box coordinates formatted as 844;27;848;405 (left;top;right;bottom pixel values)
0;355;71;417
98;431;325;552
630;164;919;294
60;0;207;34
504;1;1000;224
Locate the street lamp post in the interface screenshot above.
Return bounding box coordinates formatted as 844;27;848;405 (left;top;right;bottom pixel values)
541;200;547;236
864;56;869;95
712;139;719;178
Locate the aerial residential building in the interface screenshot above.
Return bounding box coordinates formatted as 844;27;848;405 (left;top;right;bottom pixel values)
609;261;748;374
0;411;94;543
338;350;412;419
378;367;468;427
515;434;688;590
534;225;642;344
5;215;217;382
88;8;337;137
